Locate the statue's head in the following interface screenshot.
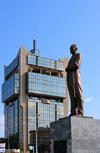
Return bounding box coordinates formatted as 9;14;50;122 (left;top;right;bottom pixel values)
70;44;78;54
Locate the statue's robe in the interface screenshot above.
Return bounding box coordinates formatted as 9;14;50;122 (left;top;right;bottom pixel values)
66;53;84;115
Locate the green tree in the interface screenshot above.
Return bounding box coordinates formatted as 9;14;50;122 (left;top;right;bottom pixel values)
9;133;19;149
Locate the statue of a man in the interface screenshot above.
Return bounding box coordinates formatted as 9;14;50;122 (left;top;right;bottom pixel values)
66;44;84;116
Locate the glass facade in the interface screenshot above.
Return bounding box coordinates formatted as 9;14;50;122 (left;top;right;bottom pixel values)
28;72;66;98
2;73;19;102
28;55;36;65
27;55;64;71
38;57;55;69
5;99;18;138
28;97;64;144
5;56;18;77
55;61;64;71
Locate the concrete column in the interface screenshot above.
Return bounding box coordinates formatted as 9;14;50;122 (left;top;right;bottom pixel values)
18;46;31;153
59;57;69;117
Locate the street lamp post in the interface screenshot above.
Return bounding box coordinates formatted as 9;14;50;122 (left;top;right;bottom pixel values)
36;102;40;153
36;114;38;153
7;128;10;153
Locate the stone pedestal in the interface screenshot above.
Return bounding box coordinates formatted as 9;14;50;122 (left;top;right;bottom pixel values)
50;116;100;153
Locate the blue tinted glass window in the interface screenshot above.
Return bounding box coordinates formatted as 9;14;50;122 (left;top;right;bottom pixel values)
38;57;55;69
55;61;64;71
28;55;36;65
28;97;64;144
28;72;66;98
5;56;18;77
27;55;64;71
5;99;18;138
2;73;19;102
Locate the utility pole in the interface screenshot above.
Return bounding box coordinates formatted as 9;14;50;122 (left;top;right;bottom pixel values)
36;103;40;153
7;128;10;153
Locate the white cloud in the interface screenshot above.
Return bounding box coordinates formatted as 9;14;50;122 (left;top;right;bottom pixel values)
84;97;93;103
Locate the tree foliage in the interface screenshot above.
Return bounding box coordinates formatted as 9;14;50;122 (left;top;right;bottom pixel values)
9;133;19;149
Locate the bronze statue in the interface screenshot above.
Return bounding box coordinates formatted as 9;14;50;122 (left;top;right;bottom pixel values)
66;44;84;116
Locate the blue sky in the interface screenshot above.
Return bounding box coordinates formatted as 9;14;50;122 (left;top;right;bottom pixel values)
0;0;100;137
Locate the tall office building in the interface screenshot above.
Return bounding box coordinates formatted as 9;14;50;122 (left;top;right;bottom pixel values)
2;40;69;153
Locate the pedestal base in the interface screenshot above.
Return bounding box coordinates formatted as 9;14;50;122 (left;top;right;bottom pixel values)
50;116;100;153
